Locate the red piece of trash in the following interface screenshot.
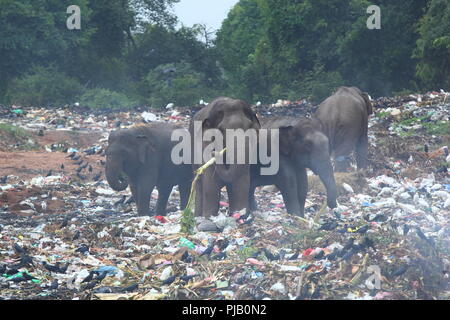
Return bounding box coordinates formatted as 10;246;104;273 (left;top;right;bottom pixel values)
155;216;167;223
219;201;229;207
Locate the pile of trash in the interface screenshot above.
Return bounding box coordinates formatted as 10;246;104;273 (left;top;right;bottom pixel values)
0;91;449;300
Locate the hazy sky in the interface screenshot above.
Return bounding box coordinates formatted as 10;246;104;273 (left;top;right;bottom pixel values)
173;0;239;31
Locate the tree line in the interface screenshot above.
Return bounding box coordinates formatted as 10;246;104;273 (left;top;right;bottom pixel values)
0;0;448;108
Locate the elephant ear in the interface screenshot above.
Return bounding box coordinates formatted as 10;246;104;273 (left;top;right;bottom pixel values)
244;106;261;129
136;134;156;165
361;92;373;115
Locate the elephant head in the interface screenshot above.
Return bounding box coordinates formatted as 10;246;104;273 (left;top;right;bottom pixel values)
279;118;337;209
199;97;261;183
105;127;155;191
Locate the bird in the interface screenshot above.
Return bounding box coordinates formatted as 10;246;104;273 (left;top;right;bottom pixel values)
319;221;338;231
162;275;177;285
84;148;96;156
46;170;53;177
120;283;138;293
60;164;65;170
180;275;196;282
88;165;93;173
357;225;370;234
18;254;34;267
9;276;28;283
72;230;81;240
288;250;300;260
80;163;88;170
0;175;8;184
58;263;69;273
200;243;215;256
82;271;95;283
72;155;80;161
13;243;26;254
22;272;36;281
75;244;89;254
43;261;62;273
60;218;69;228
67;152;76;159
47;280;59;290
94;271;107;281
82;280;99;291
114;195;126;207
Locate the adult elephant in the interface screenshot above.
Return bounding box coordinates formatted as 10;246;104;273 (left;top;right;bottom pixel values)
189;97;260;217
315;86;373;171
105;123;192;216
250;117;337;217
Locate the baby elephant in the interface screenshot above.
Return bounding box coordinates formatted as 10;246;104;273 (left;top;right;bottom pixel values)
250;117;337;217
105;123;192;216
315;86;373;171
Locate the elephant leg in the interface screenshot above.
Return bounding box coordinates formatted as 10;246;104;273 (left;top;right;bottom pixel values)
155;184;172;215
276;168;301;215
248;184;258;211
135;174;156;216
136;184;154;216
334;143;353;172
356;134;368;170
296;167;308;217
178;182;191;210
229;175;251;214
129;181;138;207
201;169;221;218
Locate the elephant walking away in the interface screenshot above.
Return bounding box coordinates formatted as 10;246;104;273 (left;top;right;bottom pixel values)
315;86;373;172
105;123;193;216
250;117;337;217
189;97;261;218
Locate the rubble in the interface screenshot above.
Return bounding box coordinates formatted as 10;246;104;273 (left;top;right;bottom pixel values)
0;91;449;300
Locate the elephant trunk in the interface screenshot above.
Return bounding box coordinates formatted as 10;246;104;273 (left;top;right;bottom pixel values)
105;160;128;191
316;161;337;209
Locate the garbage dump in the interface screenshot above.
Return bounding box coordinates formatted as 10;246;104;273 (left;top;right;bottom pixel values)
0;91;449;300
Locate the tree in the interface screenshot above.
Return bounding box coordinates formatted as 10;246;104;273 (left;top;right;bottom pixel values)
414;0;450;90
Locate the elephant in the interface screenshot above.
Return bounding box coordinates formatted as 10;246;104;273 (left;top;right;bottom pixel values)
189;97;261;218
105;123;193;216
315;86;373;172
249;116;337;217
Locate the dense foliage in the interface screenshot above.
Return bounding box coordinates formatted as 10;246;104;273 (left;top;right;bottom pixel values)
0;0;448;107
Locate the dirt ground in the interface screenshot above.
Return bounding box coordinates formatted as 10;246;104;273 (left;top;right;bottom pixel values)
0;130;104;181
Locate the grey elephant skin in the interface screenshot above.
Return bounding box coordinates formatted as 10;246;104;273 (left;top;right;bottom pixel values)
189;97;261;217
315;86;373;171
250;117;337;217
105;123;193;216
